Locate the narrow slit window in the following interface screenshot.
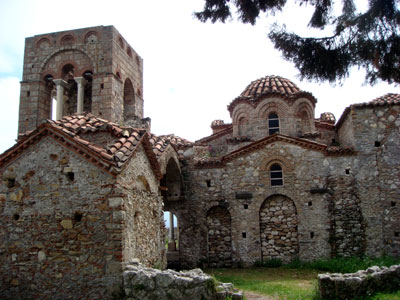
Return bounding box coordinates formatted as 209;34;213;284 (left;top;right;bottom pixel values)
268;113;280;135
270;164;283;186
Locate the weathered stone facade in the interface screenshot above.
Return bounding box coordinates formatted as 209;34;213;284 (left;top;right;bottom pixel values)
1;26;399;298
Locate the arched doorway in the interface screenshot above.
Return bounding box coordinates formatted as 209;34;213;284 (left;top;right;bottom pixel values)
260;195;298;263
207;206;232;267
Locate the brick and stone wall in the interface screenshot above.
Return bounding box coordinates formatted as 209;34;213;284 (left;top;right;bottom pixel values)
18;26;144;134
0;137;165;299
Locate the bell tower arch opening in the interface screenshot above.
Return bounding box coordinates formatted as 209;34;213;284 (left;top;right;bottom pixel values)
123;78;136;121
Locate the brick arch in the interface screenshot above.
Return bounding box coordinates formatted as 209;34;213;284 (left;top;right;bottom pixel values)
57;61;79;79
58;33;76;46
40;48;95;74
79;66;94;76
259;194;299;263
36;37;52;49
206;206;232;267
84;31;99;43
159;147;181;176
41;70;57;82
256;98;291;119
294;99;315;134
232;103;252;125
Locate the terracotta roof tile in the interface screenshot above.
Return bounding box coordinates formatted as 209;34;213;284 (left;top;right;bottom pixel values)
9;113;161;178
353;93;400;107
228;75;317;115
336;93;400;129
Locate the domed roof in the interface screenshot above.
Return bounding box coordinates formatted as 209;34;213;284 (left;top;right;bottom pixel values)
240;75;301;98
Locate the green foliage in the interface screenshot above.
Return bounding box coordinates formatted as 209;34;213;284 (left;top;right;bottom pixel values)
259;258;283;268
195;0;400;85
284;256;400;273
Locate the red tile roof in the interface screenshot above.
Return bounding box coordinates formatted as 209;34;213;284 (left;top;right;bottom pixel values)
336;93;400;129
240;76;301;98
227;76;317;115
148;134;193;158
2;113;161;178
195;125;233;145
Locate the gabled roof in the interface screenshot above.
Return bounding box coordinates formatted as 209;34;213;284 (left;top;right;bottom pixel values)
148;133;193;158
1;114;161;179
336;93;400;129
195;125;233;145
194;133;355;168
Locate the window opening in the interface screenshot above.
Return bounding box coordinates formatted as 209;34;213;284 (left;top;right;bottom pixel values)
270;164;283;186
375;141;381;147
345;169;350;174
308;201;312;206
268;113;280;135
74;212;82;222
7;178;15;188
310;232;314;238
242;232;246;238
391;201;396;207
244;204;248;209
206;180;211;187
13;214;20;221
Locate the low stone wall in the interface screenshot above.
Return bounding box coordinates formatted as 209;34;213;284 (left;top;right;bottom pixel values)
318;265;400;300
122;261;243;300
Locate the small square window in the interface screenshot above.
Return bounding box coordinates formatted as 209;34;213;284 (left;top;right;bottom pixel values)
345;169;350;174
391;201;396;207
244;204;248;209
375;141;381;147
308;201;312;206
395;232;400;237
242;232;246;238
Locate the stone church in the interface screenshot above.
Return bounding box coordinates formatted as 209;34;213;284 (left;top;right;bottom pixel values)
0;25;399;299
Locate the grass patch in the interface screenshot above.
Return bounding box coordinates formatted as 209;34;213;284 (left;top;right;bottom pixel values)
206;257;400;300
368;290;400;300
207;267;319;300
285;256;400;273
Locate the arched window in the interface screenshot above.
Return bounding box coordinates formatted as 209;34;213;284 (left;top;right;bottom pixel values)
268;113;280;135
270;164;283;186
123;78;135;120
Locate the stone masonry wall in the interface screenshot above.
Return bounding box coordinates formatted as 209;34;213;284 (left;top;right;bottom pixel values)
116;145;166;268
0;137;121;299
122;261;243;300
348;105;400;256
181;142;344;268
327;175;366;257
206;206;233;267
260;194;299;263
318;265;400;300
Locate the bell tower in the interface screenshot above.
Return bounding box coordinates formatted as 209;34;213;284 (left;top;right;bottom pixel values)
18;25;147;134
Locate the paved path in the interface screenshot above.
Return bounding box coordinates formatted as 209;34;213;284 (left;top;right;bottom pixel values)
244;291;276;300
